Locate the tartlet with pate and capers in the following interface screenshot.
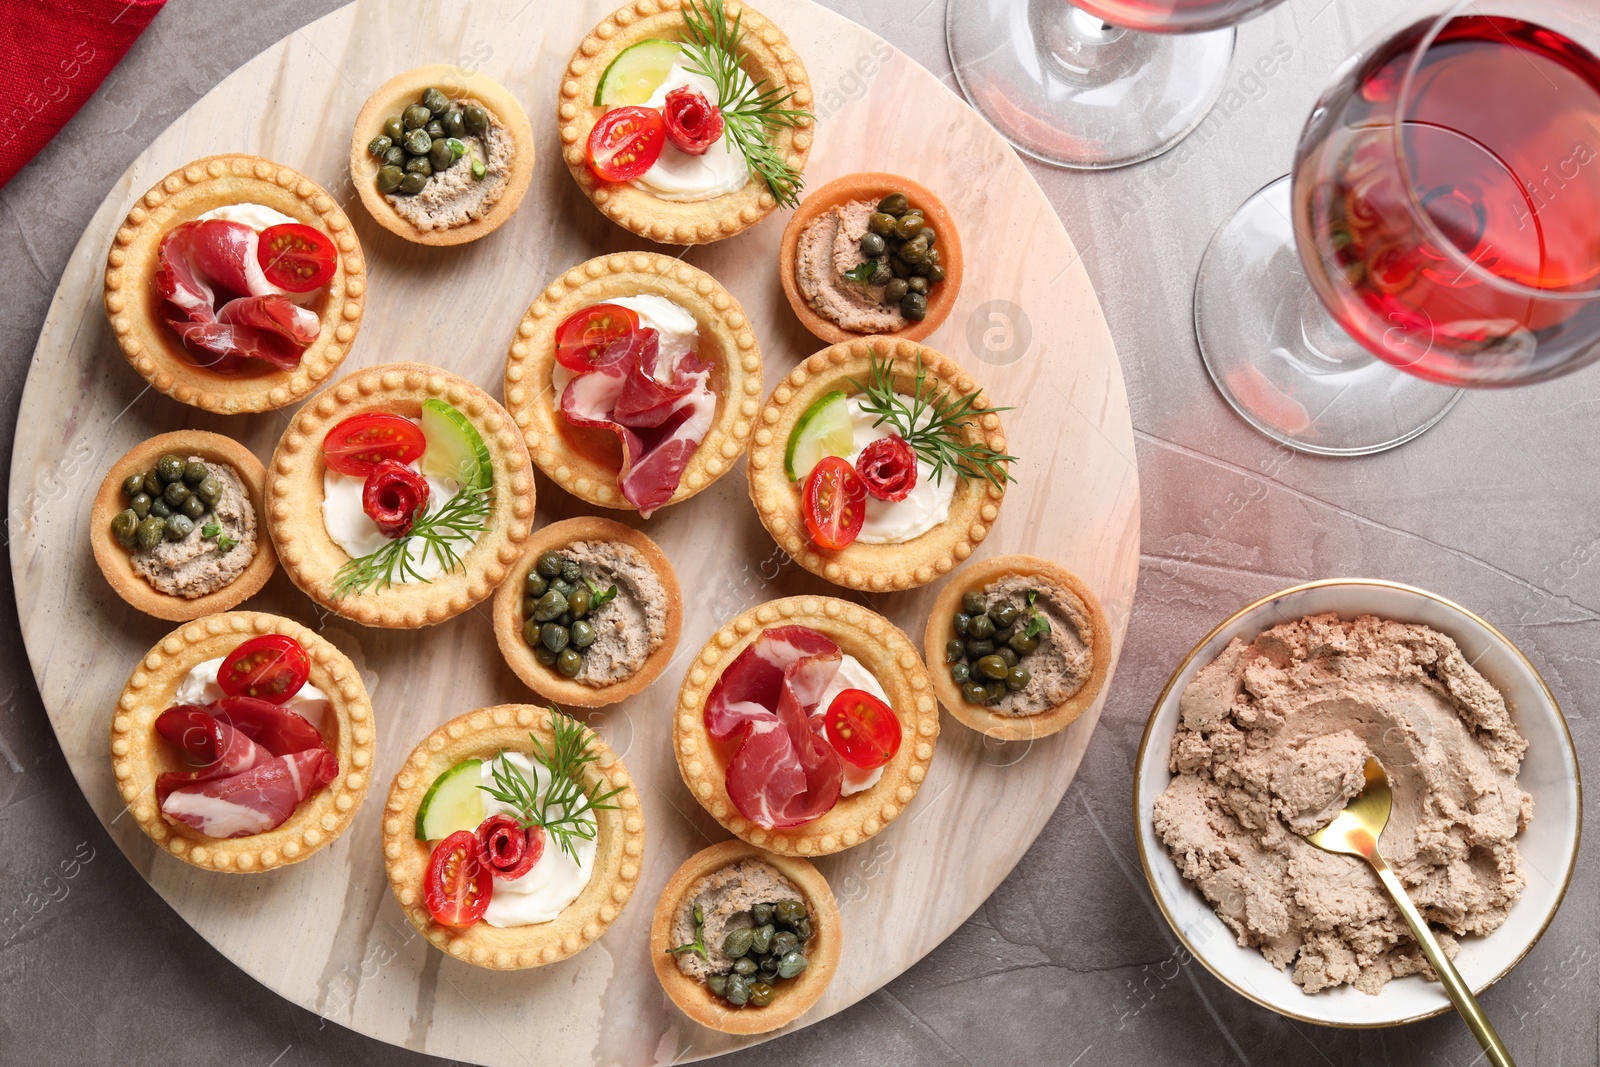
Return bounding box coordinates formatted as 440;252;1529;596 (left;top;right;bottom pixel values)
494;516;683;708
924;554;1111;741
559;0;813;245
92;431;277;621
780;173;963;344
747;339;1011;592
350;65;534;246
651;839;841;1034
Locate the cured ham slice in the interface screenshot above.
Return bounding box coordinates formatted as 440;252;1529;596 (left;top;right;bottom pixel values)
152;705;269;804
559;328;716;518
211;696;325;757
705;626;844;829
160;748;338;839
153;219;321;371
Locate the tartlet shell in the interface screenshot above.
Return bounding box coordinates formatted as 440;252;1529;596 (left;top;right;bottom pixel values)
673;595;938;856
90;431;277;621
266;362;536;628
109;611;376;872
503;251;762;513
747;339;1008;591
380;704;645;970
650;839;842;1034
349;64;536;247
557;0;813;245
779;172;964;345
103;154;366;413
924;554;1112;741
493;516;683;708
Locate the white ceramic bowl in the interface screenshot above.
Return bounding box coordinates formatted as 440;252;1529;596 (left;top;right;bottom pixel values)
1134;578;1582;1027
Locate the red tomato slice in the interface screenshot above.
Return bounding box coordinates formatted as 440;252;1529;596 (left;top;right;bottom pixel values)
256;222;337;292
802;456;867;550
217;635;310;704
424;830;491;928
555;303;642;372
824;688;902;769
322;413;427;477
587;106;666;182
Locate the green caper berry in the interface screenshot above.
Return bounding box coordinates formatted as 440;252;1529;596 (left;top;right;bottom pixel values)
951;662;971;684
540;623;570;653
399;172;429;195
920;226;937;247
422;86;449;114
984;680;1008;703
566;587;592;617
751;903;774;926
443;109;466;138
537;551;564;578
707;974;729;996
165;514;195;541
953;612;972;637
895;214;925;240
792;917;812;940
877;192;910;216
522;596;541;618
976;655;1009;681
723;928;755;958
884;278;909;304
889;255;912;278
522;618;541;647
868;211;897;236
404;128;432;154
559;559;581;583
129;493;152;519
945;639;964;663
859;232;886;257
110;510;138;547
966;638;995;659
733;957;757;976
991;603;1019;628
135;517;165;550
149;498;172;519
429;138;454;170
405;156;433;176
367;134;393;159
426;121;445;142
534;646;559;666
383;116;405;141
750;923;776;955
181;496;206;520
908;276;930;296
927;263;948;284
999;646;1019;668
1007;666;1032;691
867;261;893;286
556;649;583;678
724;974;750;1006
403;103;431;129
163;482;190;507
383;145;406;167
1009;631;1040;655
748;981;775;1007
759;954;781;977
524;570;548;597
376;165;405;194
967;614;995;640
770;930;798;956
157;454;185;483
121;473;146;498
463;105;489;136
776;951;808;979
143;466;164;490
197;476;223;507
570;620;596;649
961;680;988;704
533;589;568;621
901;291;929;321
961;591;986;615
774;900;806;926
180;460;206;486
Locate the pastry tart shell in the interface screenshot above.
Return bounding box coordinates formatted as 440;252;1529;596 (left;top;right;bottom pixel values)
779;172;964;345
503;251;762;513
747;339;1008;591
90;431;277;621
673;595;938;856
103;154;366;414
558;0;813;245
349;64;535;246
493;516;683;708
266;362;535;628
924;554;1112;741
650;839;842;1034
109;611;375;872
381;704;645;970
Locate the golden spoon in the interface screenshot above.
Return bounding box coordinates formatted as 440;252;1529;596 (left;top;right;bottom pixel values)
1304;758;1515;1067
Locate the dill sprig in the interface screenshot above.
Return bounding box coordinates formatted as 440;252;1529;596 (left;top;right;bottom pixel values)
478;711;625;863
847;349;1017;489
678;0;811;208
330;485;491;598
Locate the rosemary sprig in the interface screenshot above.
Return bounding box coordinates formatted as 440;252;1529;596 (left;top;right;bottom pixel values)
667;902;709;959
678;0;812;208
846;349;1018;490
331;485;492;598
478;711;626;863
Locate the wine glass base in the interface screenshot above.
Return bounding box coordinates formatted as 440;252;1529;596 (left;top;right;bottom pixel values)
1194;176;1465;456
946;0;1235;170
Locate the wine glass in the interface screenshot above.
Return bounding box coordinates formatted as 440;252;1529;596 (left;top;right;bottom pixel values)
946;0;1288;169
1196;0;1600;454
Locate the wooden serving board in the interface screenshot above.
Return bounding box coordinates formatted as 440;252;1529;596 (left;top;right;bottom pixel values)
8;1;1140;1062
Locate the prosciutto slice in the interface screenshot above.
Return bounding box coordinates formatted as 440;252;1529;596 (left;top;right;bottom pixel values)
559;328;717;518
704;626;844;829
211;695;325;757
152;705;268;804
153;219;321;371
160;748;339;839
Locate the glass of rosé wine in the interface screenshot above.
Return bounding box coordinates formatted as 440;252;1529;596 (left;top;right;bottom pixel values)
1195;0;1600;454
947;0;1289;169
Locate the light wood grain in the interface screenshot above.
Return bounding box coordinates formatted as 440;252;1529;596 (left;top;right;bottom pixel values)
6;0;1140;1062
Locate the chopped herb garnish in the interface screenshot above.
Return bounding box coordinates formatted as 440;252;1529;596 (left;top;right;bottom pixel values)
843;261;878;286
586;578;619;610
215;534;238;553
470;154;487;181
447;137;466;161
201;521;221;539
199;521;236;553
1023;589;1050;638
331;484;491;598
478;710;625;863
668;902;709;959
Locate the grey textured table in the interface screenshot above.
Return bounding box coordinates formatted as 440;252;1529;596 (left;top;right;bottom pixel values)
2;0;1595;1064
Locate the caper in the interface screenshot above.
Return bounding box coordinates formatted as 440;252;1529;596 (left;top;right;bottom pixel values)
442;109;466;138
733;957;757;976
951;662;971;684
533;589;568;622
197;476;223;507
776;951;808;979
164;514;195;541
747;980;775;1007
149;498;172;519
178;460;205;486
999;646;1019;668
181;496;207;520
896;241;927;267
884;278;909;304
534;646;559;666
962;591;986;616
751;903;774;926
121;473;146;498
522;618;541;647
770;930;798;956
399;172;429;195
383;145;407;168
920;225;937;247
889;255;912;278
707;974;729;997
908;275;930;296
859;232;886;257
1008;631;1039;655
130;493;152;519
537;551;564;578
793;917;812;940
774;900;806;926
540;623;570;653
990;603;1019;629
367;134;393;159
383;116;405;141
373;165;403;194
111;510;138;547
570;620;596;649
960;680;987;704
163;482;190;507
868;211;897;236
953;612;972;637
750;923;776;955
551;578;576;598
566;587;592;619
157;454;185;483
945;639;964;663
1007;666;1032;691
403;103;431;129
524;570;548;597
724;974;750;1006
557;649;583;678
522;596;541;618
868;260;893;286
967;614;996;640
135;516;166;550
405;156;433;177
965;639;995;658
927;263;948;284
976;654;1009;680
901;292;928;321
877;192;910;216
895;214;925;240
984;680;1008;702
420;86;449;114
404;128;432;155
723;928;755;958
429;138;454;170
463;105;489;136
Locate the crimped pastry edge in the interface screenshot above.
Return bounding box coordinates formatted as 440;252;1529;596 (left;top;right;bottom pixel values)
109;611;376;872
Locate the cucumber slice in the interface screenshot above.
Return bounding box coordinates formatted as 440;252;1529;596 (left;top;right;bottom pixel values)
415;758;484;840
595;38;685;106
420;398;493;489
784;391;855;481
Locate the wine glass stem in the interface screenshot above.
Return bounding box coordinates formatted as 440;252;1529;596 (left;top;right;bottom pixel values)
1034;1;1140;82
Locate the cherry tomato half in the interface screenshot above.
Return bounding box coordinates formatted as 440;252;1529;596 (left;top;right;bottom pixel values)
322;413;427;477
824;688;902;769
256;222;337;292
802;456;867;550
555;303;641;372
587;106;666;182
217;634;310;704
424;830;491;928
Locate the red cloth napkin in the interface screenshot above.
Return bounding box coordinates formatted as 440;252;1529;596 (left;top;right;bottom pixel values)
0;0;167;189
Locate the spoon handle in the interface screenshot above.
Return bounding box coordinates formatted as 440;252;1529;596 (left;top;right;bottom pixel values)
1369;855;1515;1067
